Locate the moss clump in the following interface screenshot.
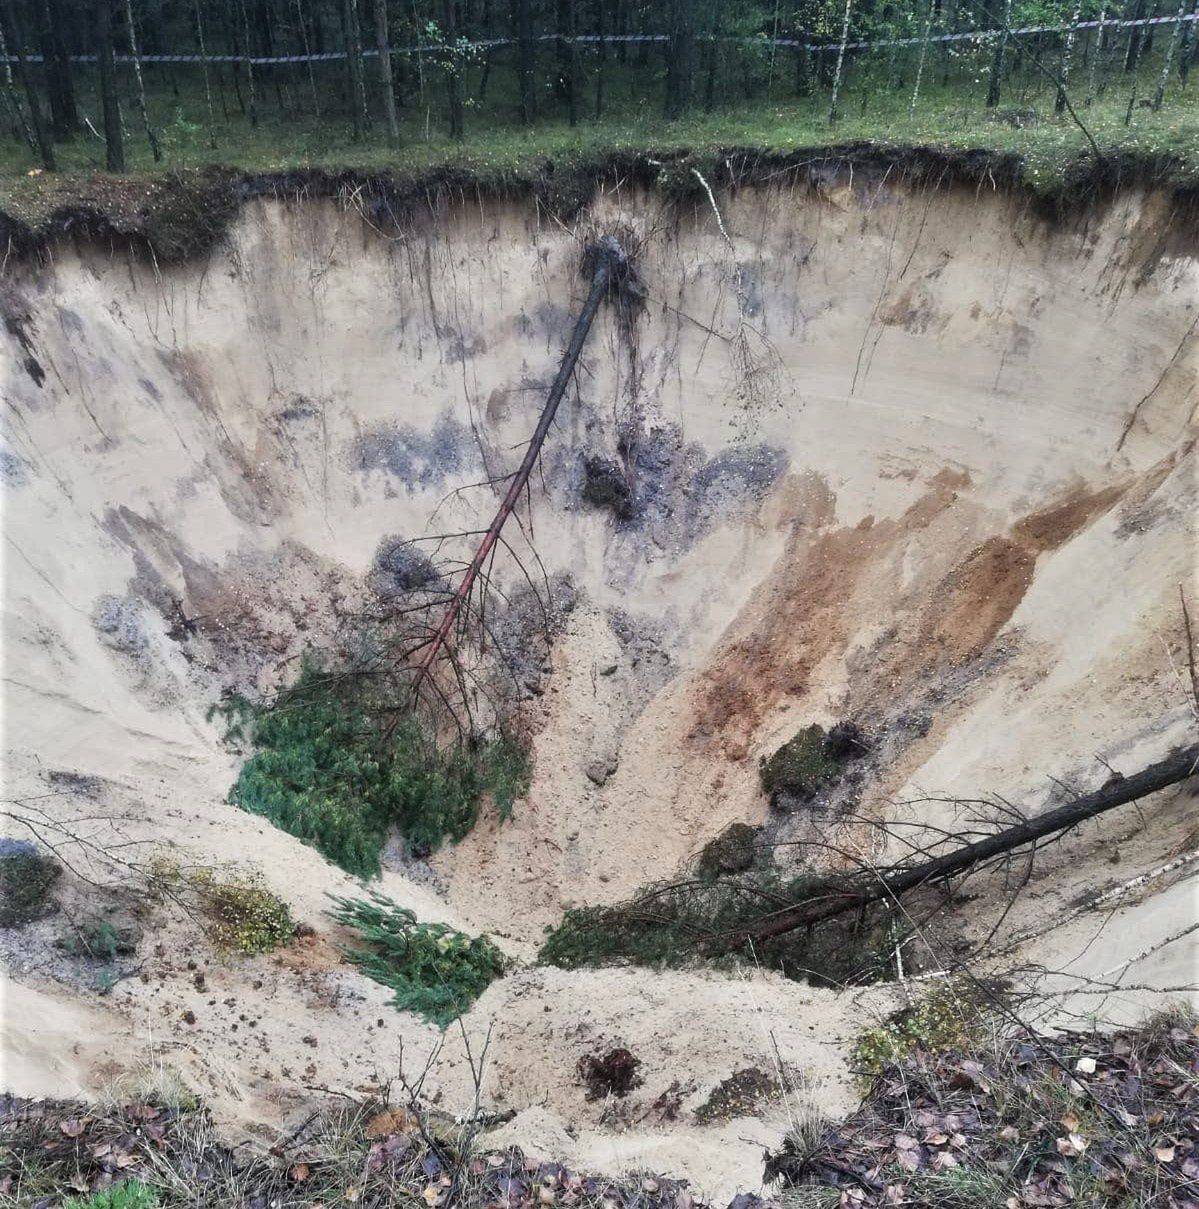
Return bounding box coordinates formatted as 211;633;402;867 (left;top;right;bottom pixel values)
0;839;61;926
697;822;760;877
852;980;995;1080
329;891;505;1028
759;725;842;804
217;655;531;879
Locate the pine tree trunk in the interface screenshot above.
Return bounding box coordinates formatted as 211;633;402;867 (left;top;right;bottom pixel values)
96;0;125;170
442;0;463;138
511;0;533;124
828;0;853;122
985;0;1011;106
375;0;400;143
41;0;78;139
2;0;54;169
665;0;694;116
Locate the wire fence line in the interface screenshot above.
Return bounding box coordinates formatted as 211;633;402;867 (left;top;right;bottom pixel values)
2;14;1194;66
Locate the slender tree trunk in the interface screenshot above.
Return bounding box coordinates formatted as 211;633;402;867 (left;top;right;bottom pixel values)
1152;0;1191;105
828;0;853;122
511;0;533;124
706;0;722;108
594;0;605;118
1;0;53;168
236;0;258;124
911;0;935;114
96;0;125;169
665;0;694;116
1125;0;1148;69
343;0;369;137
291;0;319;116
1086;5;1107;102
985;0;1011;106
123;0;162;160
441;0;463;138
374;0;400;143
1056;0;1084;112
192;0;217;144
0;16;37;150
565;0;577;125
1180;0;1199;82
41;0;78;139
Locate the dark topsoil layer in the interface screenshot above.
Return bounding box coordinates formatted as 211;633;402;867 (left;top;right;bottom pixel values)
1;143;1197;264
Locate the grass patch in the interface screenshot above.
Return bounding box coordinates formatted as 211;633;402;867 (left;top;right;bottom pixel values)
329;890;505;1027
217;655;530;879
0;838;61;927
63;1182;160;1209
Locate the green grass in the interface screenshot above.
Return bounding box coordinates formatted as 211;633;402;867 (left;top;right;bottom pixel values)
63;1182;160;1209
218;656;529;879
329;890;505;1027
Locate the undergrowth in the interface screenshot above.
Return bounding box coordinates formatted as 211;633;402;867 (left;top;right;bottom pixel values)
329;890;505;1027
215;655;530;879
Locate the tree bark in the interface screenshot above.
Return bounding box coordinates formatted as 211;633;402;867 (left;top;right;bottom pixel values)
665;0;695;117
123;0;162;160
95;0;125;169
374;0;400;143
1152;0;1192;106
344;0;368;138
2;0;54;169
511;0;534;124
738;744;1199;947
41;0;78;139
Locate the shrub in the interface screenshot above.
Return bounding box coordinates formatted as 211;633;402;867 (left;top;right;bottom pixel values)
0;838;61;926
329;891;505;1028
187;867;294;955
219;657;530;878
63;1181;160;1209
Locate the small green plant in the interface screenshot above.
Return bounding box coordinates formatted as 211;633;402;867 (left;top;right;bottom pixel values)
852;980;995;1078
329;891;505;1028
0;839;61;926
759;725;842;802
63;1180;160;1209
220;656;530;878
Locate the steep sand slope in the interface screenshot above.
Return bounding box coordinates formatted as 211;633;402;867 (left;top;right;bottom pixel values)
2;172;1197;1196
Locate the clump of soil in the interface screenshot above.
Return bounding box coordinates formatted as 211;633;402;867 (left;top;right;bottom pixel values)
581;453;635;521
694;1067;779;1124
577;1047;643;1100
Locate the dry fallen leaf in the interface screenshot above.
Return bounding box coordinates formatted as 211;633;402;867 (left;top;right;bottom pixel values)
1075;1057;1097;1075
1055;1133;1088;1157
1060;1113;1080;1131
60;1118;85;1138
423;1185;441;1206
1153;1145;1176;1163
290;1162;311;1182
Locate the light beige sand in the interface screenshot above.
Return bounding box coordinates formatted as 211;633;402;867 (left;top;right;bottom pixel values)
2;174;1197;1199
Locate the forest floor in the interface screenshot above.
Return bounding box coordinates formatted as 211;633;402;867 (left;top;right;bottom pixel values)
1;65;1197;217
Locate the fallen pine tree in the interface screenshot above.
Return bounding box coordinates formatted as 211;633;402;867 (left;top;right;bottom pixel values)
541;741;1199;979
